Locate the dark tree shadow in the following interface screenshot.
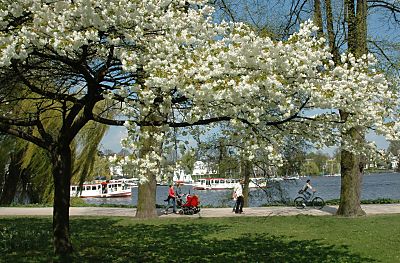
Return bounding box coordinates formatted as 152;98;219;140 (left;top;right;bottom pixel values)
0;217;53;261
0;217;376;262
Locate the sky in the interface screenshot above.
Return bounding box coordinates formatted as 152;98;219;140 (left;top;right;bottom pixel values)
100;126;390;156
100;126;127;153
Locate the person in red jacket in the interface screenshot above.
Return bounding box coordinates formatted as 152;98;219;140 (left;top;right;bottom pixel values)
165;184;177;214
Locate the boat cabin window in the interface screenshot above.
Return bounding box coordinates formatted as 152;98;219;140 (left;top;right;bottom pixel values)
86;186;91;191
220;179;225;184
92;186;97;190
71;186;76;191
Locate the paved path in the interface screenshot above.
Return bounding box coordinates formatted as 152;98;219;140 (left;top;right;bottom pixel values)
1;204;400;218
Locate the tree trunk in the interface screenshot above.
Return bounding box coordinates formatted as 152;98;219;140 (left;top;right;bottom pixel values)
337;113;366;216
337;134;366;216
136;176;157;218
19;169;37;204
242;160;251;207
136;125;160;219
337;0;368;217
356;0;368;57
313;0;324;37
325;0;339;62
345;0;357;53
51;144;73;255
218;140;227;176
0;151;23;205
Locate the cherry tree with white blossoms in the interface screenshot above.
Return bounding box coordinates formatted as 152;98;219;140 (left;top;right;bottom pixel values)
121;15;398;192
0;0;239;255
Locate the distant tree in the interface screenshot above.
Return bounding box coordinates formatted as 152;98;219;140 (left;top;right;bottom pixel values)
302;160;320;176
199;135;240;177
388;140;400;156
305;152;330;175
278;138;310;177
179;150;197;175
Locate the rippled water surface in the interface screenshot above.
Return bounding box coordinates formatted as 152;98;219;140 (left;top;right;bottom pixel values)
84;172;400;207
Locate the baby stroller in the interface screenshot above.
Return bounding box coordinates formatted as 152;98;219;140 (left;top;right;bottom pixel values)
178;194;200;215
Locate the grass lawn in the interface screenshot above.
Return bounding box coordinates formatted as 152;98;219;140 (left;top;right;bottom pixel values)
0;214;399;262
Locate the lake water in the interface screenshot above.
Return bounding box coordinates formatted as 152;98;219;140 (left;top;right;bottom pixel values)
84;172;400;207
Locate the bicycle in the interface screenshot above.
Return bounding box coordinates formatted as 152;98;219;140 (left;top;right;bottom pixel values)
294;190;325;209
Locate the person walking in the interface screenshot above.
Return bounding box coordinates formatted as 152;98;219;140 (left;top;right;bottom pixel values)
165;184;177;214
175;183;184;207
233;180;244;214
232;188;237;212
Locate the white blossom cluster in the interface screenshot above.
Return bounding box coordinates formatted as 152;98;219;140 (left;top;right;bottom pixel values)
121;126;166;182
0;1;398;180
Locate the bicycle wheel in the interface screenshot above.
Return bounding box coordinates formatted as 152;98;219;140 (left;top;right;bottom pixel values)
312;197;325;209
294;196;306;209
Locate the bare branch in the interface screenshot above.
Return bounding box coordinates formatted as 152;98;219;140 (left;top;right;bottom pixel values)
0;124;47;149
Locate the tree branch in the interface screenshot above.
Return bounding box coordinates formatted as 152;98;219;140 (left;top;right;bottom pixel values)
0;124;48;149
12;64;80;104
0;115;38;126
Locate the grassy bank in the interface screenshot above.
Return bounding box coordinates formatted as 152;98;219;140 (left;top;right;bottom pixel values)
1;215;399;262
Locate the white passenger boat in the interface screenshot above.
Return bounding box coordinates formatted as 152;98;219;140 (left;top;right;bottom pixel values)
193;178;267;190
323;173;341;177
110;178;139;187
283;176;300;181
70;180;132;198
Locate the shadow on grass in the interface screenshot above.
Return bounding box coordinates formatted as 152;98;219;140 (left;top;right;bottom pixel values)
0;217;375;262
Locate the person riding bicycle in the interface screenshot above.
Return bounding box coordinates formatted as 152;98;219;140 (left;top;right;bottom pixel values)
299;179;316;200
